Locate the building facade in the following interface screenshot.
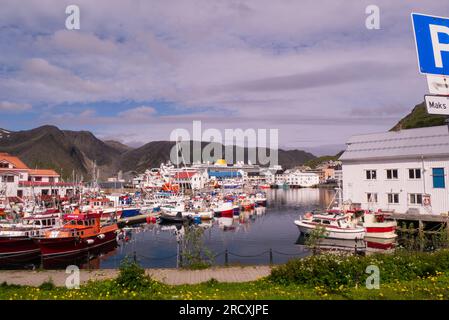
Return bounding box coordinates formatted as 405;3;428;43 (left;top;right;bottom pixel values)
0;152;76;199
276;170;320;187
340;126;449;215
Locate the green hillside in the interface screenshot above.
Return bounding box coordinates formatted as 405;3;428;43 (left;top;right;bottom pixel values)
390;102;448;131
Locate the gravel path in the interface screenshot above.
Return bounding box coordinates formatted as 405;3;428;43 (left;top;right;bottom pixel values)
0;266;272;287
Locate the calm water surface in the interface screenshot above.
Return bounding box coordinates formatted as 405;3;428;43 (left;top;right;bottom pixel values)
94;188;335;269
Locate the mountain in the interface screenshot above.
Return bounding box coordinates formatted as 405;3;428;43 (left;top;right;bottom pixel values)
0;126;316;180
390;102;448;131
104;140;133;154
304;152;343;169
0;125;122;180
120;141;316;173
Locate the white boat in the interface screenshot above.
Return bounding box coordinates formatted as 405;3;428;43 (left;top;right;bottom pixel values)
361;211;397;239
294;213;365;240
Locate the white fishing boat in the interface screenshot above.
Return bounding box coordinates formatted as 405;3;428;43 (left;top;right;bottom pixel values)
294;213;365;240
361;211;397;239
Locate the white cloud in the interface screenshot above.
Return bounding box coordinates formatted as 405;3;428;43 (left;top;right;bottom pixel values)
0;0;447;150
0;101;32;113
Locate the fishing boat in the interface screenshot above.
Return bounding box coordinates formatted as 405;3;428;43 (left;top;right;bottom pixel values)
212;202;235;218
33;210;118;258
254;193;267;207
361;210;397;239
159;211;192;223
294;213;365;240
0;212;62;258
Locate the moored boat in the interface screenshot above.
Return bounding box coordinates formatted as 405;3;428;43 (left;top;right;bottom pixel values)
0;212;62;258
361;211;397;239
33;210;118;258
294;213;365;240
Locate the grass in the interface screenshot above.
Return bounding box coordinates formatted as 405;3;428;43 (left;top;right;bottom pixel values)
1;271;449;300
390;102;448;131
3;250;449;300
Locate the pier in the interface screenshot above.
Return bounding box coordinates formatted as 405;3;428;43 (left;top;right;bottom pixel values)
391;213;449;235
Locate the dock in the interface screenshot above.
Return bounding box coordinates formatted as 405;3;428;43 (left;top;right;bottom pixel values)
117;213;158;227
391;213;449;234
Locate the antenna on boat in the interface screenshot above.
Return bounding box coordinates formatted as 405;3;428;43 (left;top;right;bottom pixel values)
326;180;343;212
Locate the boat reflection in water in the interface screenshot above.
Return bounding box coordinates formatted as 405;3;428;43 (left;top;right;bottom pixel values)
364;237;396;254
295;233;396;255
42;240;118;269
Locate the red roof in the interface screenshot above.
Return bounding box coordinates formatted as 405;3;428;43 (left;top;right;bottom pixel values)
174;171;197;179
0;153;29;169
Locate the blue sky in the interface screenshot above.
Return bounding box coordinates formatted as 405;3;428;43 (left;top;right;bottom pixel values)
0;1;448;154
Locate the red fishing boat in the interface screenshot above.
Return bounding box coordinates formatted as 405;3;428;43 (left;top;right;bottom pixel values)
0;212;61;259
33;209;118;258
213;202;235;218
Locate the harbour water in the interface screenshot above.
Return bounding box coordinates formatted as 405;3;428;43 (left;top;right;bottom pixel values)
3;188;373;270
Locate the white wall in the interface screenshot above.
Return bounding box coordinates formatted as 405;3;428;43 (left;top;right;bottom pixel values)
342;157;449;215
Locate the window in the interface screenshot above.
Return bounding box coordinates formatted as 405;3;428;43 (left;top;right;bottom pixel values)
6;176;14;183
0;162;8;168
366;170;377;180
409;168;421;179
34;176;42;182
366;193;378;203
322;220;331;225
409;194;423;205
386;169;398;179
432;168;445;188
387;193;399;204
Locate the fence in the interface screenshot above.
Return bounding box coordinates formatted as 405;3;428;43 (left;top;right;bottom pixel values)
132;248;305;267
0;248;306;270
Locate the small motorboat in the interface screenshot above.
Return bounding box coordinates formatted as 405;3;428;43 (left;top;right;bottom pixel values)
294;212;365;240
159;211;193;223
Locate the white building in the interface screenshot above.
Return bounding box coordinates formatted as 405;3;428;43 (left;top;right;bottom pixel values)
172;170;209;190
0;152;77;199
277;170;320;187
340;125;449;215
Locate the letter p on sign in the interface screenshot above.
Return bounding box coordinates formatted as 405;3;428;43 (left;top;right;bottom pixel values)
412;13;449;76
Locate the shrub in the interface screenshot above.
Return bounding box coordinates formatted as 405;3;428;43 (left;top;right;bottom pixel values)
116;258;155;291
268;249;449;291
180;226;214;269
39;279;56;290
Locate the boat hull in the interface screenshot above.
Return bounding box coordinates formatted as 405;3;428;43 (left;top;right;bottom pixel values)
364;225;397;239
120;208;141;218
214;209;234;218
34;230;118;258
295;220;365;240
0;237;40;258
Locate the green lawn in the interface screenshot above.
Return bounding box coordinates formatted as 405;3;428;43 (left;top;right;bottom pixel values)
1;272;449;300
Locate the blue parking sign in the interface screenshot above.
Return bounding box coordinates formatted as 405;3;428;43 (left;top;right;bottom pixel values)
412;13;449;75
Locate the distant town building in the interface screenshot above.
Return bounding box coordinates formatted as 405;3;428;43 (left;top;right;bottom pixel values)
340;125;449;215
276;169;320;187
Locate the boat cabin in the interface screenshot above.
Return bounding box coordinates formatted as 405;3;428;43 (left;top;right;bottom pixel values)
307;214;354;229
